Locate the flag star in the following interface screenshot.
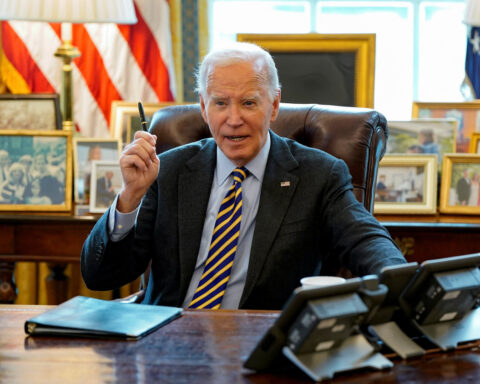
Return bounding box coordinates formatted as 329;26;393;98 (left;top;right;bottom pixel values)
470;30;480;54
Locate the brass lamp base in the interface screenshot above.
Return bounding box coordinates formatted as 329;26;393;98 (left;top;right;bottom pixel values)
54;42;80;131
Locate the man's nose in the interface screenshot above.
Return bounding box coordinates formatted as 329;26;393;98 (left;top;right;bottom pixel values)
227;104;243;126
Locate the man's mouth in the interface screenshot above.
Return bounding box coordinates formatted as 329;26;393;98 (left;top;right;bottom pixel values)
226;136;247;141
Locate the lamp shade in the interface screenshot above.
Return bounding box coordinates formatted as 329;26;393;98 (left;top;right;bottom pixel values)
0;0;137;24
465;0;480;26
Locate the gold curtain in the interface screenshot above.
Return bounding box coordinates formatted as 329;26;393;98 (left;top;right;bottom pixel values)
14;262;140;304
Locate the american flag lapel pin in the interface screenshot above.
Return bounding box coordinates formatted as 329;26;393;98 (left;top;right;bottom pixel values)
281;181;290;187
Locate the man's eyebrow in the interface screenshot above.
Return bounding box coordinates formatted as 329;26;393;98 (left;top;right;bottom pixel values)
211;95;227;101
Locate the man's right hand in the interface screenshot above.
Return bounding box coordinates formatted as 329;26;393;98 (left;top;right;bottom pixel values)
117;131;159;213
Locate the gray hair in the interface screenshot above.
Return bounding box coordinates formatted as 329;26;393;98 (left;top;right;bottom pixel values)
195;42;281;100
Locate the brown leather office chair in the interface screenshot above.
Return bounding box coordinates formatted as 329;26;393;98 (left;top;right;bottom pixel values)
120;102;388;303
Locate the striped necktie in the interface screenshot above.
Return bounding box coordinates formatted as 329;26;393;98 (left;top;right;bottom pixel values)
189;167;249;309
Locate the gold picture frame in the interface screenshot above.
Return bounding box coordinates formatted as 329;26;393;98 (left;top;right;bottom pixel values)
237;33;375;108
412;101;480;153
110;101;189;145
374;154;438;215
440;153;480;214
73;138;122;204
469;132;480;154
0;129;72;212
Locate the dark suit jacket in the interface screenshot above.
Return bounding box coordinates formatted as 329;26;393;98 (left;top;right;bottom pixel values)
456;177;471;204
81;131;405;310
96;176;116;206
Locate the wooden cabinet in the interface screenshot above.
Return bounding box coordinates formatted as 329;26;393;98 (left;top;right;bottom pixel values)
2;213;480;304
0;213;96;303
377;214;480;263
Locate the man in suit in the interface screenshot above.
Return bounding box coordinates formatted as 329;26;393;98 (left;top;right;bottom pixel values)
456;168;471;205
81;42;405;310
96;170;117;207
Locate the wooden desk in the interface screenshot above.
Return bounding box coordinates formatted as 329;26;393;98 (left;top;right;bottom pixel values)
2;305;480;383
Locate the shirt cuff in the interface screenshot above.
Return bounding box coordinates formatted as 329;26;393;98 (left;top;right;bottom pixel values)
108;194;139;242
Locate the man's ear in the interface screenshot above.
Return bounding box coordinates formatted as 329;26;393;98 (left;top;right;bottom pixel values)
270;90;281;123
199;95;208;123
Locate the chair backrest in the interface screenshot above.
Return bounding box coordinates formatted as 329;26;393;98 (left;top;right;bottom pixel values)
149;102;388;212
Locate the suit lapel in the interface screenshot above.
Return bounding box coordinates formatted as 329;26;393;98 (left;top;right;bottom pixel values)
240;132;299;306
177;141;216;301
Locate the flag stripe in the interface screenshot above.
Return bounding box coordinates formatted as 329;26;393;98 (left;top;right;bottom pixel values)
1;22;55;93
72;24;122;126
85;23;157;103
135;0;176;97
118;2;173;101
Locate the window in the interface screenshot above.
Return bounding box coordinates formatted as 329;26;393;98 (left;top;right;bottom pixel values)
208;0;467;120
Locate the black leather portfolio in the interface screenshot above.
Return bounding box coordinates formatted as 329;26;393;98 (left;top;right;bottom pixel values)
25;296;183;340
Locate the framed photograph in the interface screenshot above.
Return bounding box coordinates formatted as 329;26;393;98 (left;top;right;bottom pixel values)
412;101;480;153
374;154;438;215
0;94;62;130
469;132;480;153
439;154;480;214
110;101;190;145
89;160;122;213
73;138;122;204
0;130;72;212
237;33;375;108
386;119;457;171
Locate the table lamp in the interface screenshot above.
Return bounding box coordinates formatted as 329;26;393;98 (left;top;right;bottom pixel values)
0;0;137;130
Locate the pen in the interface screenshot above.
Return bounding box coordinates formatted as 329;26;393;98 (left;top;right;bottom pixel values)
138;101;148;131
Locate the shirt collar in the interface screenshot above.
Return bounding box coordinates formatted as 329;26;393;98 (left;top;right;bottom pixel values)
216;132;271;185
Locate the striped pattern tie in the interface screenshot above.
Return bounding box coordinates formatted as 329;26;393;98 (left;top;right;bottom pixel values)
189;167;249;309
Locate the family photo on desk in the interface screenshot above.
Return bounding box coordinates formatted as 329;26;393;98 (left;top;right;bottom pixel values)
450;164;480;206
0;136;66;206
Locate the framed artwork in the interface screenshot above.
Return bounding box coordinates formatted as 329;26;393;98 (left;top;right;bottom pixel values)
374;154;438;215
237;33;376;108
110;101;189;145
89;160;122;214
0;94;62;131
469;132;480;153
386;118;457;171
0;130;72;212
73;138;122;204
412;101;480;153
439;154;480;214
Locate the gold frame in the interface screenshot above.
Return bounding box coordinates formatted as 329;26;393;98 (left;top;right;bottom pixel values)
412;101;480;153
374;154;438;215
469;132;480;153
237;33;375;108
0;129;72;212
440;153;480;214
72;138;122;204
110;101;187;144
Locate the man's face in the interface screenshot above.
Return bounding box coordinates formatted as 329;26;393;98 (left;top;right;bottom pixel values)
200;60;280;166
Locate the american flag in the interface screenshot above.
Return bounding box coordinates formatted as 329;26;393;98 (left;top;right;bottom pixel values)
0;0;175;137
465;26;480;99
